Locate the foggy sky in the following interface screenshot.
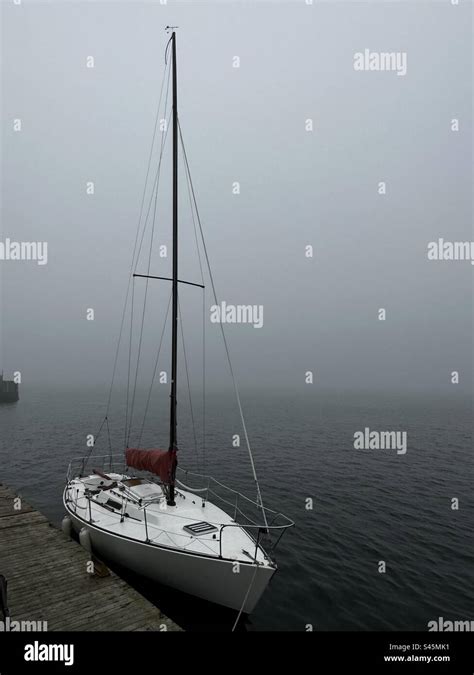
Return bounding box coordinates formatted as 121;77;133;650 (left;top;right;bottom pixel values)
1;0;472;395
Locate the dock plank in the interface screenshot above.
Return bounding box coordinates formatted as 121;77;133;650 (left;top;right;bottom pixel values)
0;483;181;631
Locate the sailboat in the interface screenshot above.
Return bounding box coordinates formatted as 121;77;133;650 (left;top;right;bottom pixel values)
63;29;293;616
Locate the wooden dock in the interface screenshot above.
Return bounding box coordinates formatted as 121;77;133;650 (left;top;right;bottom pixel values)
0;483;181;631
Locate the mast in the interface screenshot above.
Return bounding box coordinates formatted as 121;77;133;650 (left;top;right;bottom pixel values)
168;30;178;506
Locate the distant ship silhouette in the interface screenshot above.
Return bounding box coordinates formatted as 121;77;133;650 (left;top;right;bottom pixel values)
0;373;19;403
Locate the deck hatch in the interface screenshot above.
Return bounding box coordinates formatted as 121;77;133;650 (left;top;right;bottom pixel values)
183;521;218;536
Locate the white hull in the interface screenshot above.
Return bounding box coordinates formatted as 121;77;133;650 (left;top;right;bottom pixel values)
63;490;276;613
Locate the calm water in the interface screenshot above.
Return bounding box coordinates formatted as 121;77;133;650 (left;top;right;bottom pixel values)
0;387;472;631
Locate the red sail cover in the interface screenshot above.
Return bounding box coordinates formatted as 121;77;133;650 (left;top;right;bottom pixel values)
125;448;177;484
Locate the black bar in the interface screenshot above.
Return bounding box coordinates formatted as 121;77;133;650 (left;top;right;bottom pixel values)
1;632;472;669
132;273;204;289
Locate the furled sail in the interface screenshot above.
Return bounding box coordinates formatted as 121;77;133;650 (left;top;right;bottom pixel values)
125;448;177;484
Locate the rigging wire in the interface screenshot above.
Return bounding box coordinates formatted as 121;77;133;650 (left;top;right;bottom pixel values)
178;298;200;472
178;119;269;530
232;564;259;632
82;415;107;468
126;67;172;447
136;291;172;450
107;59;170;415
127;150;160;447
131;114;171;277
181;136;206;471
106;417;113;454
124;277;136;451
132;68;172;275
202;284;206;472
86;57;171;468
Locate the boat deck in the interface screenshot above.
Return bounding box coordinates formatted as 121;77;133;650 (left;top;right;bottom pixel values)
66;475;271;565
0;483;181;631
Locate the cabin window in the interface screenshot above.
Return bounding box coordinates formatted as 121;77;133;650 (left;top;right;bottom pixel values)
106;499;122;511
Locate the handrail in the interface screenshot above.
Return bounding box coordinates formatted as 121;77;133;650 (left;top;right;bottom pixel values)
67;456;276;516
217;521;292;562
66;453;295;562
68;485;293;564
